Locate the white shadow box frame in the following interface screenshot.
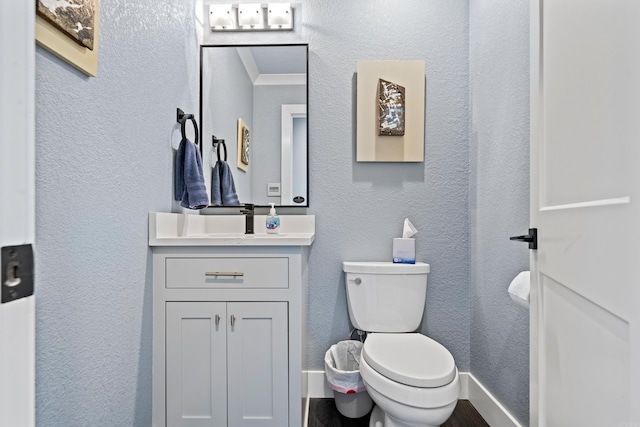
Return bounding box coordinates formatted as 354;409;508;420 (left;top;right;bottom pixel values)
356;60;425;162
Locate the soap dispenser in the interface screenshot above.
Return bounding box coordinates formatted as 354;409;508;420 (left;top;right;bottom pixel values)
266;203;280;234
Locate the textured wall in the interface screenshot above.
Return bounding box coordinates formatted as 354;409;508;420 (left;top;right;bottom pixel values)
302;0;471;372
469;0;530;424
34;0;198;425
207;0;471;371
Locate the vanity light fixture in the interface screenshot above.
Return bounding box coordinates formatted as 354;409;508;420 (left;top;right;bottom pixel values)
209;3;293;31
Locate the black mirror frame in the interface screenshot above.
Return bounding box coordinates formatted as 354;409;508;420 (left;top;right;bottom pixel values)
198;43;309;209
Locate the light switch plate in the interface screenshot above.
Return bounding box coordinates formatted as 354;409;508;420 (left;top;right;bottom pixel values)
267;183;281;197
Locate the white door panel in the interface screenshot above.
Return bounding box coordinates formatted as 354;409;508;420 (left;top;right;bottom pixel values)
541;274;629;426
541;0;636;206
531;0;640;424
537;204;632;319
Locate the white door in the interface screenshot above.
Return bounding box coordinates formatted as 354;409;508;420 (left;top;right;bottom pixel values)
227;302;288;427
0;0;36;426
280;104;307;205
530;0;640;425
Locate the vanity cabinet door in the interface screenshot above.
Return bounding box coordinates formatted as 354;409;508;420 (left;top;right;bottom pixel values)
166;302;227;427
227;302;289;427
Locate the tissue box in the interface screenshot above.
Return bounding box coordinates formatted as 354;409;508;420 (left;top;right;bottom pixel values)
393;238;415;264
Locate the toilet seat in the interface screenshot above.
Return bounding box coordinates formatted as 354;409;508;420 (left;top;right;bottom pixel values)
360;355;460;410
363;333;456;388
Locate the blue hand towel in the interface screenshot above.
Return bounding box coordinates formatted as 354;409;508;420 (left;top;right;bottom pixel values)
210;162;222;206
218;161;240;205
211;160;240;206
174;138;209;209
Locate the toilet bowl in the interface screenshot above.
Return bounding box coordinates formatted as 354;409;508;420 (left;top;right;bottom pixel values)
342;262;460;427
360;333;459;427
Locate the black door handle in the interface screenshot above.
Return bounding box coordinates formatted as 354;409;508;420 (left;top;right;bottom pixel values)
510;228;537;250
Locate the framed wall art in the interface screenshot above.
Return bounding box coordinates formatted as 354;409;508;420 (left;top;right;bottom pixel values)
237;118;250;171
35;0;100;77
356;60;425;162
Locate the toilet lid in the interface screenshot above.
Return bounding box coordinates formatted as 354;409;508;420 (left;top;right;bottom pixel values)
363;333;456;388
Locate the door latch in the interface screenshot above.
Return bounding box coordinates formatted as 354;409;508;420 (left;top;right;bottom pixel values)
509;228;538;250
2;244;34;303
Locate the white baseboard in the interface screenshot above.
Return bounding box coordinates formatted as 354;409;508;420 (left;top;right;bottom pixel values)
304;371;521;427
466;373;522;427
458;371;469;399
307;370;333;398
302;395;310;427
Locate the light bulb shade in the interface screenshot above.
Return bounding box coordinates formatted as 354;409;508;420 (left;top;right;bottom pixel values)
209;4;234;29
238;3;263;29
267;3;292;29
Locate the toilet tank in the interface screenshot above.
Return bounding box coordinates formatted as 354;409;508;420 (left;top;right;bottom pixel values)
342;262;430;333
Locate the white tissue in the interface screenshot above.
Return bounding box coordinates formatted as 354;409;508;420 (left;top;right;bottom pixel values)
402;218;417;238
508;271;530;309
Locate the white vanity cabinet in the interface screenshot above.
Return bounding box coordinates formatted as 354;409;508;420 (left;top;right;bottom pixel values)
151;245;310;427
165;301;288;427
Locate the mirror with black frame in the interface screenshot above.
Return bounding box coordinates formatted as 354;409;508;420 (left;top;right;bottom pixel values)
199;44;308;208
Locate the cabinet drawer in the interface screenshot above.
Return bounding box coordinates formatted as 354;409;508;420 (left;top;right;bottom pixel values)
165;257;289;289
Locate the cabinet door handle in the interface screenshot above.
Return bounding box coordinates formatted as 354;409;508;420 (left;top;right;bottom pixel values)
215;314;220;326
205;271;244;277
230;314;236;327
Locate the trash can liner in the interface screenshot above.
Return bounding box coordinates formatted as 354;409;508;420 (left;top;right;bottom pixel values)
324;340;367;394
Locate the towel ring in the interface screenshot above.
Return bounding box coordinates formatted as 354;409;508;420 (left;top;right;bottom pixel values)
177;108;199;146
215;138;227;162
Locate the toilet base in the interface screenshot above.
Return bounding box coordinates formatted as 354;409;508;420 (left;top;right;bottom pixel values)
369;405;385;427
368;404;443;427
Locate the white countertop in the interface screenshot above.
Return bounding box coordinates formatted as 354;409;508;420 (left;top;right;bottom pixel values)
148;212;315;246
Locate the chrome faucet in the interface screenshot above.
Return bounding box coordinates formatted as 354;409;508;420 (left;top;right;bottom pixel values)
240;203;254;234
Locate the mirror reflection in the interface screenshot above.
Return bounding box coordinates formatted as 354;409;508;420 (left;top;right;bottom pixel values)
200;44;308;207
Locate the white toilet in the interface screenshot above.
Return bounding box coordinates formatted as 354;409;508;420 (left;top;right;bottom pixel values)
343;261;460;427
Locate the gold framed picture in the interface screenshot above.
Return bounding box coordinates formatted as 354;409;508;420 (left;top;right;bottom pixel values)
35;0;100;77
237;118;250;172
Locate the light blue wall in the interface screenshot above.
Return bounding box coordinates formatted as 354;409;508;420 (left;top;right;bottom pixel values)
469;0;530;424
34;0;530;424
201;0;471;372
35;0;198;425
202;47;254;203
303;0;471;372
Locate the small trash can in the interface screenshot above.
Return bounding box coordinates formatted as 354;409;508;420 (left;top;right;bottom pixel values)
324;340;373;418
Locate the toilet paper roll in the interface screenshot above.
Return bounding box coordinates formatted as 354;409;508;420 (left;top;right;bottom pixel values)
508;271;530;309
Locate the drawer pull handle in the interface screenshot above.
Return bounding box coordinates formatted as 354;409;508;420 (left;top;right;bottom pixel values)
215;314;220;326
205;271;244;277
230;314;236;327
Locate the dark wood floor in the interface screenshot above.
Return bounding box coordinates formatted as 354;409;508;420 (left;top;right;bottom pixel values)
308;398;489;427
